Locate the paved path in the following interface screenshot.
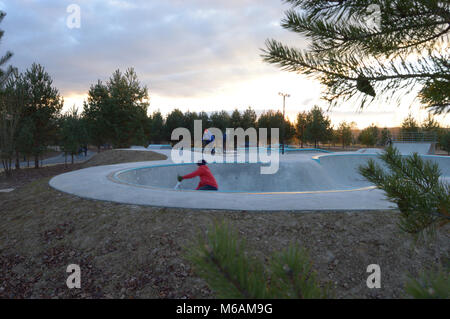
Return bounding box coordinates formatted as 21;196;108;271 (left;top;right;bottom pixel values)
0;188;15;193
1;151;96;175
25;151;96;166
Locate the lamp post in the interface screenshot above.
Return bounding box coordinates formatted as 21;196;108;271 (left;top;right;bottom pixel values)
278;92;290;154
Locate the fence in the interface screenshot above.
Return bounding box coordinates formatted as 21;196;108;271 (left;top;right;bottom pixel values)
392;131;437;142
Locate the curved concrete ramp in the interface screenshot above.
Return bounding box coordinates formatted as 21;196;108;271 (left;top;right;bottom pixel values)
49;151;450;211
316;153;450;181
392;142;433;155
114;161;373;193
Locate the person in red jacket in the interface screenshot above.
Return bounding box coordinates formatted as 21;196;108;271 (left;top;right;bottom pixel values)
177;160;218;191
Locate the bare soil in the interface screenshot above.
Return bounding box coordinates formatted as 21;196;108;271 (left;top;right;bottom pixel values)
0;150;167;190
0;164;84;190
0;150;448;299
80;149;167;168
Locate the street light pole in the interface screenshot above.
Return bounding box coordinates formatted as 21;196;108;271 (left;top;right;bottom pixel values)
278;92;290;154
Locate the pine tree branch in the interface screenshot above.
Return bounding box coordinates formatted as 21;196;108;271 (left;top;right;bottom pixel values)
264;0;450;112
206;253;252;298
263;40;446;82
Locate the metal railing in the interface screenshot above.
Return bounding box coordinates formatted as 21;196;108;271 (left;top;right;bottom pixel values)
392;131;437;142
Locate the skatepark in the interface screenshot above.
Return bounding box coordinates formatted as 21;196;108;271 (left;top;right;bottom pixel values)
49;143;450;211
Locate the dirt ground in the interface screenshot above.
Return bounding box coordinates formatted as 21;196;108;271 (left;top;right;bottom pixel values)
0;164;84;190
0;150;167;190
80;149;167;168
0;151;448;299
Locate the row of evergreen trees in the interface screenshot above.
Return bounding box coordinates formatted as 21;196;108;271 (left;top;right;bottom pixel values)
2;60;448;177
2;60;448;175
1;64;63;173
358;114;449;149
1;63;153;175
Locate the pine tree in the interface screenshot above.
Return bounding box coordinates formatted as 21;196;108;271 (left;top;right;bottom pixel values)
358;124;379;146
106;68;149;147
421;113;442;141
83;80;109;151
230;109;242;128
359;146;449;240
404;268;449;299
257;110;290;145
149;110;164;144
0;11;15;176
15;117;35;167
336;121;354;149
241;107;257;130
303;106;332;148
187;222;331;298
198;111;211;130
380;127;392;146
401;113;420;134
0;11;13;86
83;68;149;149
262;0;450;114
183;111;200;139
165;109;185;142
24;63;63;168
440;130;450;155
0;70;28;176
295;111;308;148
59;106;88;164
210;111;230;132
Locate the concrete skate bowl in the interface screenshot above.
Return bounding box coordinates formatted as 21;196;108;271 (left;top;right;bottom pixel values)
392;142;435;155
113;154;450;193
113;161;373;193
49;152;450;210
315;154;450;184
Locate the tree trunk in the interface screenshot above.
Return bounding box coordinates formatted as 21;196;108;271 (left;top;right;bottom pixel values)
15;151;20;170
71;153;74;164
434;229;441;265
1;159;13;177
301;126;304;148
34;154;39;169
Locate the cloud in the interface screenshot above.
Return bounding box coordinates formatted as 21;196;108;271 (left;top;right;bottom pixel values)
1;1;448;127
1;0;302;97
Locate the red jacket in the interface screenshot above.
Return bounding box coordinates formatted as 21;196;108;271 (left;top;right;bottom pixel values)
182;165;218;190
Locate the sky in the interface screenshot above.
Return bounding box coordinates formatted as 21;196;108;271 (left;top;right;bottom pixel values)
0;0;448;129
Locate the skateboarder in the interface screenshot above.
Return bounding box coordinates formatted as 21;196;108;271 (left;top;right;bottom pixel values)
177;160;218;191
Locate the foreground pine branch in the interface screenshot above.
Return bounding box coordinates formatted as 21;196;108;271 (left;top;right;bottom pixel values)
187;222;331;299
358;146;450;239
262;0;450;113
405;267;450;299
